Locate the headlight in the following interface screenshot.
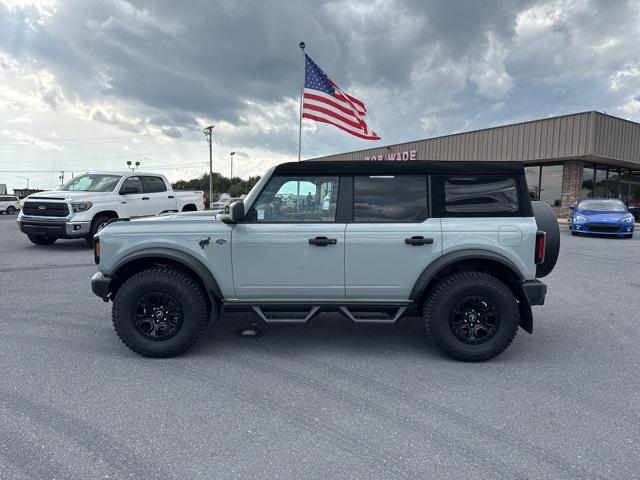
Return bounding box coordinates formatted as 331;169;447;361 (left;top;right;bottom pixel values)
575;214;588;222
71;201;93;213
621;216;634;223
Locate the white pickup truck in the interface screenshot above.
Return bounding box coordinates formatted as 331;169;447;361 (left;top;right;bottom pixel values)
17;171;205;246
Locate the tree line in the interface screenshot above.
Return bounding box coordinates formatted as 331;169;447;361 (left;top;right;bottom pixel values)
172;172;261;204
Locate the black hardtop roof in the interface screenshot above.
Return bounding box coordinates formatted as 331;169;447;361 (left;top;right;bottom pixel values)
274;160;525;176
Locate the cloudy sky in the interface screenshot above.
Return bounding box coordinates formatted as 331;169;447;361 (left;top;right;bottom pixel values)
1;0;640;191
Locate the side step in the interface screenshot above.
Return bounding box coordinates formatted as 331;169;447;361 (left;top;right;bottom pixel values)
340;306;407;324
249;305;407;324
252;306;320;324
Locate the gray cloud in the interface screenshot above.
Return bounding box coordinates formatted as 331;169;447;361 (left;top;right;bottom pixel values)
1;0;640;169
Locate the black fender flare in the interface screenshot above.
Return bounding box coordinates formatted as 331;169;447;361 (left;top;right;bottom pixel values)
409;249;533;333
409;249;525;301
110;248;224;301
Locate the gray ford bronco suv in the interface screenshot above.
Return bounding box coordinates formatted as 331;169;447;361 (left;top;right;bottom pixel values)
91;160;559;361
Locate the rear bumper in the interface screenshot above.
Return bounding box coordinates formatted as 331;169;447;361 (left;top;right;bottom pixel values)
521;280;546;306
91;272;111;302
17;218;91;238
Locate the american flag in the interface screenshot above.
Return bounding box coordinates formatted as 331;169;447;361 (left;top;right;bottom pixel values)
302;54;380;140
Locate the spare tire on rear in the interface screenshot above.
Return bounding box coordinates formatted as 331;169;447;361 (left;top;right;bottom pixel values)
531;201;560;277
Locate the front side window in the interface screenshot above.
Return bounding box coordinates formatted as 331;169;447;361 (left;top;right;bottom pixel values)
444;176;519;214
252;176;339;222
354;175;428;222
60;174;121;192
120;176;143;194
142;176;167;193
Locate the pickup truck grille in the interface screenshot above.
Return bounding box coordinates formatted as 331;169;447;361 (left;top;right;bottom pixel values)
23;201;69;217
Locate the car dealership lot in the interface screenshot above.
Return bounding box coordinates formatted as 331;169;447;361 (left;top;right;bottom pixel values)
1;214;639;480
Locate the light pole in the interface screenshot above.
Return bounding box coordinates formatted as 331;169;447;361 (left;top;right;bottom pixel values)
229;151;235;193
17;176;30;191
203;125;214;208
126;161;140;171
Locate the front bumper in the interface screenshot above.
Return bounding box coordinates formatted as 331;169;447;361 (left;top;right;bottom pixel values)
571;221;634;236
91;272;111;302
17;218;91;238
521;280;546;306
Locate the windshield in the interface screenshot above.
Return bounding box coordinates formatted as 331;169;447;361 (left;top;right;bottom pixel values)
578;199;626;211
60;174;122;192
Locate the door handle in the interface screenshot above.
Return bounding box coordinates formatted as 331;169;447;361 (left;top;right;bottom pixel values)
404;236;434;246
309;236;337;246
168;195;174;199
142;197;149;200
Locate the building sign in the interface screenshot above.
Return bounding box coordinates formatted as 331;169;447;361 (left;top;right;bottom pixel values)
364;150;417;161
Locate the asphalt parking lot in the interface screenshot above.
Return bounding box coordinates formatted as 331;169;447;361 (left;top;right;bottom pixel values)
1;213;639;480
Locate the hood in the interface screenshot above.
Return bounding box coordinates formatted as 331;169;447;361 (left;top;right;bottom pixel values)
576;209;631;221
26;190;104;202
100;211;227;236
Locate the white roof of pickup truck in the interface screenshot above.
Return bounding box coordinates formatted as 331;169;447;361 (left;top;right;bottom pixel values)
78;171;167;176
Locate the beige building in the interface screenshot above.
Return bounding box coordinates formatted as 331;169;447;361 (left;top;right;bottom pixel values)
311;111;640;215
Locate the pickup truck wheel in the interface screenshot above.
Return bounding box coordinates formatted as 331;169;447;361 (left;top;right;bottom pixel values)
86;215;112;247
112;267;210;357
27;234;57;246
423;272;519;362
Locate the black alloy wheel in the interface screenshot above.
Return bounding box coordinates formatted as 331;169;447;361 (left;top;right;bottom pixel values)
449;296;500;345
133;292;184;341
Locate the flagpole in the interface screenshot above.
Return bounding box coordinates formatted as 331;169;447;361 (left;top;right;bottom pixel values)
297;41;305;162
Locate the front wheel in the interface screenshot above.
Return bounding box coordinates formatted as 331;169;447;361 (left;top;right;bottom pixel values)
423;272;520;362
86;215;113;247
6;206;15;215
112;267;210;357
27;234;57;246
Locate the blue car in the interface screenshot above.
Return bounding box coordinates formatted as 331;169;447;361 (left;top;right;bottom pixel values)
570;198;635;238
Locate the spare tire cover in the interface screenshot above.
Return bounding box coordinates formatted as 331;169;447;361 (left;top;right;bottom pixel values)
531;201;560;277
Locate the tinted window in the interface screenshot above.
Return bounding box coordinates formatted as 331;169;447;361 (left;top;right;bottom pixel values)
354;175;427;222
120;176;143;194
253;176;339;222
444;176;518;213
143;176;167;193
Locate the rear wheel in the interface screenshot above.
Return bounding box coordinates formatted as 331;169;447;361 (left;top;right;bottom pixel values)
6;206;15;215
112;267;210;357
423;272;519;362
27;234;57;246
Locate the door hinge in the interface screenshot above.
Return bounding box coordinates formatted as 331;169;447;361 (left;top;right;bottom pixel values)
199;236;211;249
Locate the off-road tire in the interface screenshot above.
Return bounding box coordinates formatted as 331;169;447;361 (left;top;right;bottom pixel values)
86;215;113;247
112;267;210;357
6;206;15;215
423;272;519;362
27;234;57;245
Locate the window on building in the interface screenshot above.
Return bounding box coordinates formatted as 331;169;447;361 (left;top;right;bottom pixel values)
621;171;640;207
540;164;563;207
581;162;595;198
525;166;541;200
443;176;519;214
353;175;427;222
252;176;339;222
606;168;621;199
593;165;607;197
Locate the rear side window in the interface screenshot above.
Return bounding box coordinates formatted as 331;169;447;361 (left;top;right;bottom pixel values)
353;175;428;222
443;176;519;214
142;176;167;193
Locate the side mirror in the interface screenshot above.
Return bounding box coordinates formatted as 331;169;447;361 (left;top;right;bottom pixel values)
569;205;576;210
120;186;139;195
220;201;244;223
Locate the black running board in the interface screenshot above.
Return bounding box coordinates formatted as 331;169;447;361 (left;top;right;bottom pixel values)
235;304;409;325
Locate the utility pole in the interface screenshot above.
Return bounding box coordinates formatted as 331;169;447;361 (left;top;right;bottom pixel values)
18;176;30;191
203;125;214;208
59;171;65;186
229;151;235;194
